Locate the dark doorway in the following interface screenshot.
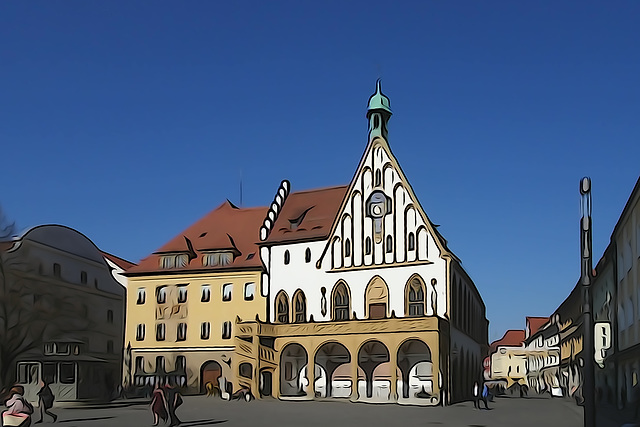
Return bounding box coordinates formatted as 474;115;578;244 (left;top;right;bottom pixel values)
200;361;222;394
260;370;273;397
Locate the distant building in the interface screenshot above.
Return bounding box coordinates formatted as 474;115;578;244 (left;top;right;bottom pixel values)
488;330;527;390
0;225;130;402
524;317;561;396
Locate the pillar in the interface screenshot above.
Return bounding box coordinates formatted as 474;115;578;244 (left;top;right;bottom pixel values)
389;346;398;402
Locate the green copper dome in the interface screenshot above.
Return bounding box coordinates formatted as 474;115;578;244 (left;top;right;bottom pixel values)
367;80;392;116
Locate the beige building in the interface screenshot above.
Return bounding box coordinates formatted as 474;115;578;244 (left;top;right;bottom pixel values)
123;202;267;395
488;330;527;389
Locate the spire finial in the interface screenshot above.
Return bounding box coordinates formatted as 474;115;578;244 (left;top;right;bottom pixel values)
367;80;392;116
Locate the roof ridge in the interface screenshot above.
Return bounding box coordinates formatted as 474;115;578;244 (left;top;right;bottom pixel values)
290;184;349;195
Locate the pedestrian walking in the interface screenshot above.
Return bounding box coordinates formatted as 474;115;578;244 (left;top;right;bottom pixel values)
473;382;479;409
479;383;490;410
2;385;33;427
150;383;168;426
163;384;182;427
34;381;57;423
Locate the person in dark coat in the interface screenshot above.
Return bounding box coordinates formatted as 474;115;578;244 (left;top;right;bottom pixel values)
150;383;168;426
163;384;182;427
34;381;56;424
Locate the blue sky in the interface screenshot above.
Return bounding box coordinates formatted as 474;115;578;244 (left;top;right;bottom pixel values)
2;2;639;342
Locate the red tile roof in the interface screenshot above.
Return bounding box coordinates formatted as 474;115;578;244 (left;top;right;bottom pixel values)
101;251;137;270
127;201;267;275
490;330;525;352
264;185;348;244
526;316;550;338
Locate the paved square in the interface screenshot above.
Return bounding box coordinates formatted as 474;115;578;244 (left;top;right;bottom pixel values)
47;394;584;427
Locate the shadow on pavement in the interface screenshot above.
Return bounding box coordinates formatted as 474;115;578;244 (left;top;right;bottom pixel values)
180;419;228;426
59;416;115;423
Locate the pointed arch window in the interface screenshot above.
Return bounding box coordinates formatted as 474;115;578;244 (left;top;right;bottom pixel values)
406;277;426;316
293;290;307;323
275;292;289;323
408;233;415;251
305;248;311;263
365;237;372;255
284;250;290;265
386;235;393;253
345;239;351;257
332;282;350;321
375;170;382;187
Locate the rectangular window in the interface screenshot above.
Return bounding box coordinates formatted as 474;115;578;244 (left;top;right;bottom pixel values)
156;356;165;372
137;288;146;304
178;285;188;303
57;343;70;355
203;252;233;266
222;283;232;301
135;356;144;372
177;323;187;341
44;343;56;355
156;323;165;341
42;362;57;384
244;282;255;301
59;362;76;384
201;285;211;302
80;271;87;284
201;322;210;340
176;254;188;268
176;356;186;370
222;321;232;339
161;256;175;269
53;263;61;278
136;324;145;341
17;363;39;384
157;286;167;304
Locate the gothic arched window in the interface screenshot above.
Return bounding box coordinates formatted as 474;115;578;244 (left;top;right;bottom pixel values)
293;290;307;323
332;282;350;321
275;292;289;323
406;276;426;316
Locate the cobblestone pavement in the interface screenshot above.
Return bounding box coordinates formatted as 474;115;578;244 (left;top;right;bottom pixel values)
42;394;585;427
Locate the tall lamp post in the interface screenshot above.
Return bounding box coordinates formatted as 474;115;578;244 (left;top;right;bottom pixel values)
580;177;595;427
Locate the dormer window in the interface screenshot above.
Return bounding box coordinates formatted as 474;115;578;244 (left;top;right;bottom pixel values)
160;254;188;269
203;252;233;267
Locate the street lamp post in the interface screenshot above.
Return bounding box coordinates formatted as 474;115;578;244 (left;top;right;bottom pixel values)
580;177;595;427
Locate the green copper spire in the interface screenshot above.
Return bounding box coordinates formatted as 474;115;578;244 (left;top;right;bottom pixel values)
367;79;392;117
367;80;392;141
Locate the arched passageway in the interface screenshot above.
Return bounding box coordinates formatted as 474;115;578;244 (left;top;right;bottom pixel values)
314;342;351;398
280;343;307;396
200;361;222;394
358;340;390;398
397;339;433;399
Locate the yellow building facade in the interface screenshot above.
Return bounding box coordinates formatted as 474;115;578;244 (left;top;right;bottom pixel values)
123;202;268;395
